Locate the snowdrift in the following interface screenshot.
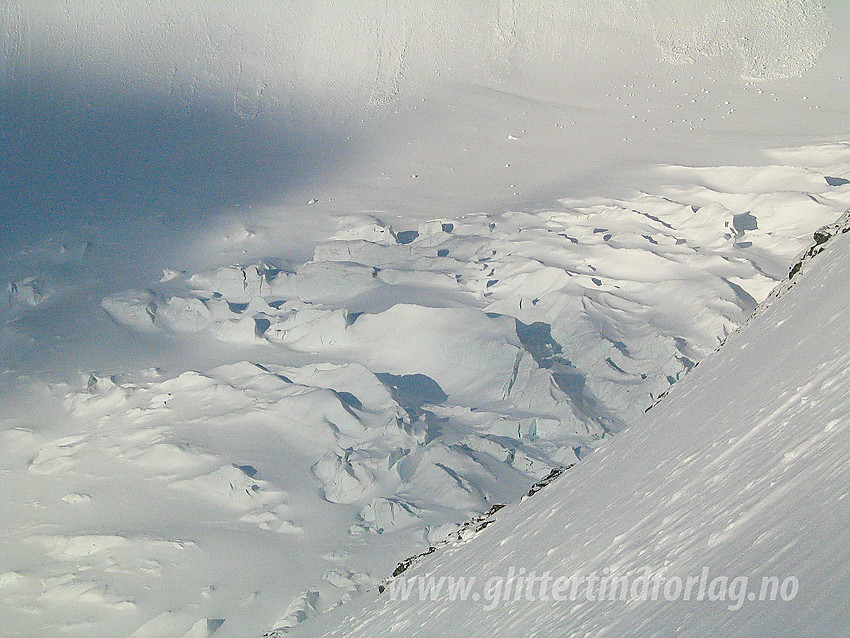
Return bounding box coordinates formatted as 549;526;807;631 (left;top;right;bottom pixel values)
313;194;850;638
1;2;848;637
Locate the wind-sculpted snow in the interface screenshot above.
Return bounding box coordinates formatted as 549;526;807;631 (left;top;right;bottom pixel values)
314;189;850;638
14;358;562;636
1;2;848;632
1;139;848;634
103;158;850;423
81;151;850;635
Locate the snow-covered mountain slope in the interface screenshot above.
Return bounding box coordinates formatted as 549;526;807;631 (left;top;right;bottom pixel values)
2;151;848;638
310;207;850;638
1;2;850;637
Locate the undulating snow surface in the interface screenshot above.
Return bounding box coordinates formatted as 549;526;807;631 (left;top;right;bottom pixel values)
310;212;850;638
1;2;849;637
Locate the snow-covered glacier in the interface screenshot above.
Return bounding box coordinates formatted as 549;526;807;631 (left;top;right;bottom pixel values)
0;2;848;637
311;184;850;638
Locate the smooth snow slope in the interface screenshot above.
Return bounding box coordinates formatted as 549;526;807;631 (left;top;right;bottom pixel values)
313;212;850;638
1;2;850;637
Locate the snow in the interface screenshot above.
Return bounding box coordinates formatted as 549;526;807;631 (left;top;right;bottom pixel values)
1;2;849;636
309;209;850;638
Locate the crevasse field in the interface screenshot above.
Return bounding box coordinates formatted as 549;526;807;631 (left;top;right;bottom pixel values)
0;2;848;637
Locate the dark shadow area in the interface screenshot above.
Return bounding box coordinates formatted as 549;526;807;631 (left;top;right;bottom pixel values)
514;318;618;433
0;63;354;253
825;176;850;187
376;372;449;420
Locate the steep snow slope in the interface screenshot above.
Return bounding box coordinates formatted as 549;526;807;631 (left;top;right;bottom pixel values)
1;2;850;637
312;213;850;638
